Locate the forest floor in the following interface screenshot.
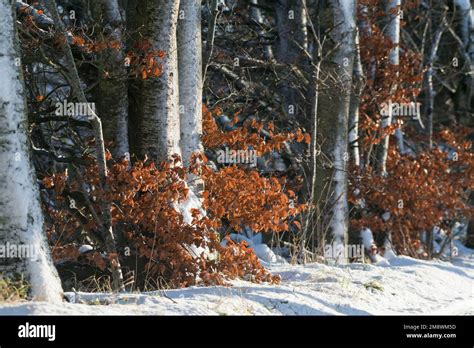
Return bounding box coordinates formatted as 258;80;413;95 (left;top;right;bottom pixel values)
0;236;472;315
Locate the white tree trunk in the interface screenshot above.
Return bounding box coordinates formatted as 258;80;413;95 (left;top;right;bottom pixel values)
375;0;402;255
140;0;182;162
330;0;356;262
0;0;62;302
178;0;203;168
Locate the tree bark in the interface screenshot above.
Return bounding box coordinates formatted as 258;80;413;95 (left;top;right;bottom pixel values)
178;0;203;168
0;0;63;302
138;0;182;163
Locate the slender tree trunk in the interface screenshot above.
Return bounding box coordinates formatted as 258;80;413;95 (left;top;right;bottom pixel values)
94;0;129;159
316;0;356;263
138;0;181;162
299;0;319;259
0;0;63;301
178;0;203;168
302;59;321;261
376;0;403;257
46;0;124;292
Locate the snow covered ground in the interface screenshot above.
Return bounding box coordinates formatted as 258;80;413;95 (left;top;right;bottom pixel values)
1;238;472;315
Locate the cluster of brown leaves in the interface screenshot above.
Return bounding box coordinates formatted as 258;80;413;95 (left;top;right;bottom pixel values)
126;39;165;80
202;106;310;154
70;34;122;54
190;154;305;234
212;236;280;283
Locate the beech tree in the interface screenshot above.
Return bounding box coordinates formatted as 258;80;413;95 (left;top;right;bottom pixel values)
0;0;62;301
316;0;356;261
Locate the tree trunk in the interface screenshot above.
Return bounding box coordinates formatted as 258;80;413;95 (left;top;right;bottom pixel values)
316;0;356;263
178;0;203;168
302;58;321;260
0;0;63;302
138;0;181;163
94;0;129;159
